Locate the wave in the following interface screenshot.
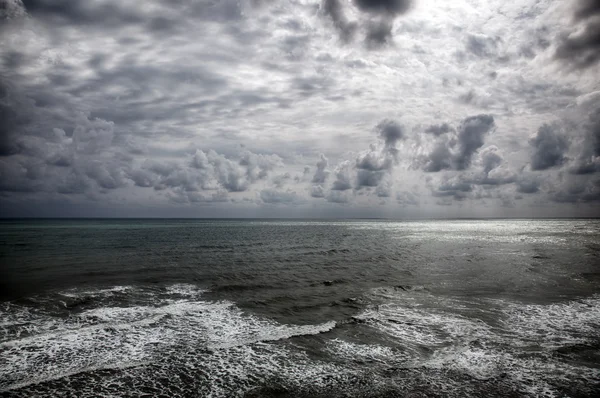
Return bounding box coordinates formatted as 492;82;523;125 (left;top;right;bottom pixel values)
0;284;337;394
342;289;600;395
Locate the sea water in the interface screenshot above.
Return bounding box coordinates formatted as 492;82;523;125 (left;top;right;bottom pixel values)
1;219;599;397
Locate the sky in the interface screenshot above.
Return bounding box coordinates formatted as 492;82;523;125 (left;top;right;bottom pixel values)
0;0;599;218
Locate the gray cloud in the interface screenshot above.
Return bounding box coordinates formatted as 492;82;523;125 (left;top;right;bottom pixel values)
322;0;357;43
516;174;541;194
554;0;600;69
311;153;330;183
2;0;599;217
424;123;453;136
356;144;393;172
461;146;517;187
529;123;569;171
260;188;303;204
431;177;472;201
310;184;325;198
376;119;404;149
551;177;600;203
323;0;413;47
421;114;495;172
365;20;394;47
353;0;412;15
465;34;499;58
454;114;495;170
574;0;600;20
84;160;127;190
375;177;391;197
331;160;353;191
480;145;503;174
355;119;404;192
356;168;386;187
21;0;143;26
326;190;350;203
396;191;418;206
272;172;291;188
570;105;600;174
422;138;453;172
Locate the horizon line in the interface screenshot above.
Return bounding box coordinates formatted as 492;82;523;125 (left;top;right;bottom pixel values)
1;216;599;221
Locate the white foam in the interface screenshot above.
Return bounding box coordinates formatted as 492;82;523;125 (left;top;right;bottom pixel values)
164;283;207;297
0;286;337;393
424;345;511;380
326;339;413;365
354;290;600;395
499;296;600;348
59;285;133;298
356;304;492;348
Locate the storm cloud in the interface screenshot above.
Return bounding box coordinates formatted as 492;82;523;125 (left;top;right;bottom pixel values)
421;114;495;172
323;0;413;47
322;0;358;42
353;0;412;15
555;0;600;69
1;0;599;217
529;123;570;171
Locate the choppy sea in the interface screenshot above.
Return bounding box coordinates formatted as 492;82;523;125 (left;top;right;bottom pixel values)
1;219;599;397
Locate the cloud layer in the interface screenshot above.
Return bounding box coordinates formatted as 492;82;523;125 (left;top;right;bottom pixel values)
0;0;599;218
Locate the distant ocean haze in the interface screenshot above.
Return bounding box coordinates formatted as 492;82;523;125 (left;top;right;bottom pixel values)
0;219;599;396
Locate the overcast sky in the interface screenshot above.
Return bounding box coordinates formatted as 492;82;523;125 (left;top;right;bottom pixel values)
0;0;599;218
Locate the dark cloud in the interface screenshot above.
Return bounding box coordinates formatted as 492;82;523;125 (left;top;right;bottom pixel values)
21;0;245;30
529;123;569;171
554;0;600;69
56;171;89;194
431;177;472;201
516;175;541;194
551;177;600;203
555;19;600;69
421;114;495;172
365;20;394;47
574;0;600;20
127;168;156;188
424;123;453;136
422;139;453;172
355;119;404;192
21;0;144;27
356;145;393;171
570;105;600;174
323;0;413;47
1;0;26;19
454;114;495;170
353;0;412;15
376;119;404;149
460;146;517;187
356;169;386;187
185;190;229;204
465;34;498;58
84;161;128;190
322;0;357;42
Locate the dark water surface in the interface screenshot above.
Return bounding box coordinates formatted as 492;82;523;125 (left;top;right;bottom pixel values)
1;219;599;397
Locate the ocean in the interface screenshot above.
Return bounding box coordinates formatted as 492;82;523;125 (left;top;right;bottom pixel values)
0;219;599;397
